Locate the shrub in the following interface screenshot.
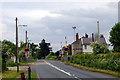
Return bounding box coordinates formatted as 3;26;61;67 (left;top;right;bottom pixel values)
90;41;110;54
7;61;17;67
70;53;120;72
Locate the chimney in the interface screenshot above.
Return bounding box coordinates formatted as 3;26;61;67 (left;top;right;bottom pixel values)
85;33;88;38
92;33;94;42
76;33;79;41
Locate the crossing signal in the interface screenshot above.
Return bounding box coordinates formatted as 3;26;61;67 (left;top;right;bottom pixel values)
24;48;30;52
64;48;69;51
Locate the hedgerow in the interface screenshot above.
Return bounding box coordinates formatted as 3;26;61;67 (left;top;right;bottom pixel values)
70;53;120;72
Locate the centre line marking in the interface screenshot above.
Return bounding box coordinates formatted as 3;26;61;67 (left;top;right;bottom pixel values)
44;60;72;76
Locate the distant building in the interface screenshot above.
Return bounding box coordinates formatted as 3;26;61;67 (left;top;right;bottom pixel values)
71;33;107;55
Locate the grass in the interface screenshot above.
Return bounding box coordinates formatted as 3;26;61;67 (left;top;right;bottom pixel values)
2;70;24;80
25;72;37;80
65;61;120;78
7;59;36;67
7;61;29;67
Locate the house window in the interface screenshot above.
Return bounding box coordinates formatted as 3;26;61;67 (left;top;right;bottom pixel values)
85;45;87;49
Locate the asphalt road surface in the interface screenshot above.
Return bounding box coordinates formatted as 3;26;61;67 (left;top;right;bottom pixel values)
31;60;119;80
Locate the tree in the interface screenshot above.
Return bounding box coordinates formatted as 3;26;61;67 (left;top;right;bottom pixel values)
30;43;38;58
90;41;109;54
37;39;51;59
1;40;15;70
19;41;26;59
109;23;120;52
67;44;72;55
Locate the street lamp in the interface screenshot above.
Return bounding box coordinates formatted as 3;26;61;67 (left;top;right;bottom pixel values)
19;25;27;27
72;26;76;41
16;17;27;72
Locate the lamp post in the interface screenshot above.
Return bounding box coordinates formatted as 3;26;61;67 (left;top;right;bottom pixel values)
72;26;76;41
15;17;27;72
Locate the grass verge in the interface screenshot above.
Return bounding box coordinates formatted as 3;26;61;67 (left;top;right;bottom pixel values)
65;61;120;78
25;72;37;80
2;70;24;80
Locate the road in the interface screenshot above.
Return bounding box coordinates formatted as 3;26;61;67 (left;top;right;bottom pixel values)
31;60;119;80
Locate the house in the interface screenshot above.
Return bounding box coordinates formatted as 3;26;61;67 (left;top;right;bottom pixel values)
71;33;107;55
71;33;82;55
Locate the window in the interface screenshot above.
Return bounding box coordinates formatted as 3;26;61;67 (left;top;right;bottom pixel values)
84;45;87;49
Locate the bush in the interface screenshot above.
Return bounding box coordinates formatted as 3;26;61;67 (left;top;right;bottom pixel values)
7;61;17;67
71;53;120;72
90;41;110;54
46;52;58;60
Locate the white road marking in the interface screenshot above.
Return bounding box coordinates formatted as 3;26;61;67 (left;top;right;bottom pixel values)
44;60;82;80
44;60;72;76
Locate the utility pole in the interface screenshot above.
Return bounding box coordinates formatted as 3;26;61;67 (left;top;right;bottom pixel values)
26;31;27;44
97;21;100;42
16;17;19;72
72;26;76;41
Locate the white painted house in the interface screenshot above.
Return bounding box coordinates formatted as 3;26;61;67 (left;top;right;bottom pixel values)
71;33;107;55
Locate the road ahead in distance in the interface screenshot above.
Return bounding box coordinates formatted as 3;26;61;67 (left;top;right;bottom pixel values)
32;60;119;80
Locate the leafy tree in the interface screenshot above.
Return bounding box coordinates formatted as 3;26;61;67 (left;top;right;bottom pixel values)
1;40;15;70
67;44;72;55
109;23;120;52
19;41;26;50
30;43;38;58
90;41;109;54
55;50;60;56
19;41;26;58
37;39;51;59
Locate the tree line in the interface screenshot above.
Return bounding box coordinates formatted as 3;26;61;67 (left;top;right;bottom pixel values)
0;39;52;71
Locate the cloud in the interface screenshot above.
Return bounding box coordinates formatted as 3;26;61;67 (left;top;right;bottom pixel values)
55;29;63;35
1;0;119;2
1;2;118;51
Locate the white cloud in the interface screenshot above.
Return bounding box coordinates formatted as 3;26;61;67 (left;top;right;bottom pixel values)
2;9;62;22
1;0;119;2
1;2;118;51
55;29;63;35
51;43;61;51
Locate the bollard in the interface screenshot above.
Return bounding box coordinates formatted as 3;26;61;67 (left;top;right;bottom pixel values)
28;67;31;80
21;73;25;80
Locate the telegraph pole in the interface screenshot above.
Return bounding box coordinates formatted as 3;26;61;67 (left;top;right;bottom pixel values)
16;17;19;72
97;21;100;42
26;31;27;44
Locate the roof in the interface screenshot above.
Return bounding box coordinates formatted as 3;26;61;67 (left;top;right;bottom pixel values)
82;38;107;45
71;39;81;45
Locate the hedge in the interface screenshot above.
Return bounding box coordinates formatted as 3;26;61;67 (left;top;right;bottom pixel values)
70;53;120;72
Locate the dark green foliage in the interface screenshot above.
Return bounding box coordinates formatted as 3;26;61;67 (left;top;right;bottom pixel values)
67;44;72;55
30;43;38;58
46;52;55;59
37;39;51;59
46;52;61;60
109;23;120;52
70;53;120;72
1;40;16;70
55;51;59;56
7;61;17;67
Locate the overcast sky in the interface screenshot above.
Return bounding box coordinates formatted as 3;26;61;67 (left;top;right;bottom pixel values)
0;0;118;51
